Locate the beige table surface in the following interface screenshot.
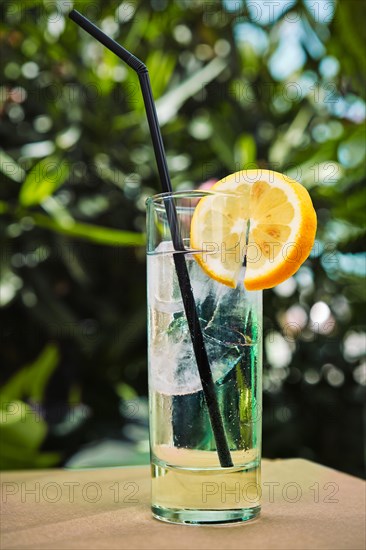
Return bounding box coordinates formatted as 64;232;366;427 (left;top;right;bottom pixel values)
1;459;365;550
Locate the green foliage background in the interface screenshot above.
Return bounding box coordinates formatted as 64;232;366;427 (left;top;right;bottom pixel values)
0;0;365;475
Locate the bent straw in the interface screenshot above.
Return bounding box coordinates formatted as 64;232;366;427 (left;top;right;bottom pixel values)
69;9;233;468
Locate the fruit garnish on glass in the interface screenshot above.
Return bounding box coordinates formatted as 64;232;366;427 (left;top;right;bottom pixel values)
191;169;317;290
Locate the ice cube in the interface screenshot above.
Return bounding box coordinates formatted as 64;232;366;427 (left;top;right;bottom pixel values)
148;242;183;313
148;242;257;395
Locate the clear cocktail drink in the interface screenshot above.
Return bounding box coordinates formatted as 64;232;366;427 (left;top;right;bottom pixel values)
147;192;262;525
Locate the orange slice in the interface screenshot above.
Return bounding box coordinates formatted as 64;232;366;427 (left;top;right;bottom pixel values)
190;170;317;290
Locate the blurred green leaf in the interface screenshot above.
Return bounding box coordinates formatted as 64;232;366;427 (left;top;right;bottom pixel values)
332;0;366;92
0;345;61;469
0;202;7;214
0;401;47;450
0;344;59;403
235;134;257;166
333;188;366;226
19;157;70;207
0;150;25;183
147;51;176;100
0;401;60;469
0;201;145;246
31;213;146;246
210;115;236;168
156;57;226;125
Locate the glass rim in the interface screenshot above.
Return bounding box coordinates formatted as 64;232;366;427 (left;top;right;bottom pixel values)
146;189;247;207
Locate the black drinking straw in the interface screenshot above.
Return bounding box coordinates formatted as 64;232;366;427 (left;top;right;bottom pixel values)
69;9;233;468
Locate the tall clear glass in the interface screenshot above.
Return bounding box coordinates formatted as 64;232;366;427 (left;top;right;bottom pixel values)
146;191;262;525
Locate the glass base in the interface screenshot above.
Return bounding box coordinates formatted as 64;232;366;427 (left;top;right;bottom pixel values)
152;505;261;525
